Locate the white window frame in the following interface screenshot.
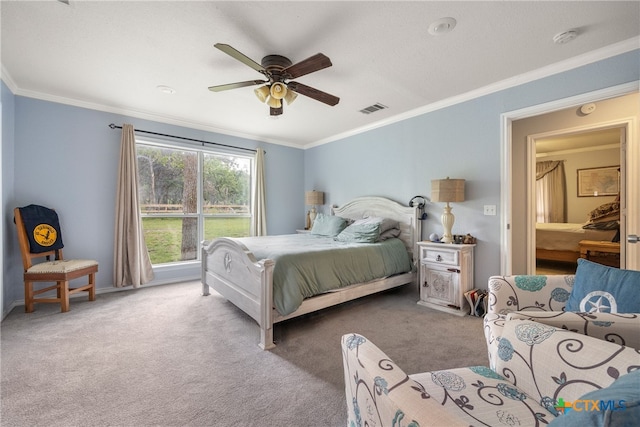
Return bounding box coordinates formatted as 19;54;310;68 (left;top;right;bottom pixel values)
135;137;253;265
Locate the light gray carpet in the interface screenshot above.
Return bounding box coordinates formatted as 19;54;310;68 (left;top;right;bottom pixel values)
1;281;488;427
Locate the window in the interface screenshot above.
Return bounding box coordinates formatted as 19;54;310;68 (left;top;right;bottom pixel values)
136;141;252;265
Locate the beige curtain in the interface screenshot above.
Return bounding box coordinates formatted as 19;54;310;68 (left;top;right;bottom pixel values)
251;148;267;236
536;160;567;223
114;124;154;287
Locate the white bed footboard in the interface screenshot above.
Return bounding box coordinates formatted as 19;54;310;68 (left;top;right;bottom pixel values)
201;196;421;350
201;237;276;349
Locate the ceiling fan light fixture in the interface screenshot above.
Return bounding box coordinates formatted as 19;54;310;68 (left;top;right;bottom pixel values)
209;43;339;116
270;82;287;100
266;96;281;108
254;85;270;103
284;90;298;105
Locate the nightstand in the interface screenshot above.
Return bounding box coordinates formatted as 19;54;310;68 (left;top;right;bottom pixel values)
417;241;475;316
579;240;620;268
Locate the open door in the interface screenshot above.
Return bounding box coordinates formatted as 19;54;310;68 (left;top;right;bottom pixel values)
501;87;639;275
528;125;626;273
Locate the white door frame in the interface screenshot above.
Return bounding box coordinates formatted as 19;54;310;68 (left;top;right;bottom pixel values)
526;122;629;272
500;81;639;275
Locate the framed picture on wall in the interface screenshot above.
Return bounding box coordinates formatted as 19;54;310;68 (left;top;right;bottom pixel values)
577;165;620;197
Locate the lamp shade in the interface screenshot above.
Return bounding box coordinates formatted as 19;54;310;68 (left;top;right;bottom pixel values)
431;178;465;203
254;85;270;103
284;89;298;105
270;82;287;100
305;191;324;205
266;95;282;108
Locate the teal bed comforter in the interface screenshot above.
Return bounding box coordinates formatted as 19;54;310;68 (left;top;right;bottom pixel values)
234;234;413;316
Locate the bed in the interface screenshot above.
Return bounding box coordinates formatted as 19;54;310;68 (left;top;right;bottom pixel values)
201;196;421;350
536;222;618;263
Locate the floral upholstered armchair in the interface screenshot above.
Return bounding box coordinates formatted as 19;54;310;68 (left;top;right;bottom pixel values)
484;264;640;370
341;319;640;427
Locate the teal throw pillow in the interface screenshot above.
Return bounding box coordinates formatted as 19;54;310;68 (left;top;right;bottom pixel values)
566;259;640;313
310;213;347;237
335;222;381;243
549;369;640;427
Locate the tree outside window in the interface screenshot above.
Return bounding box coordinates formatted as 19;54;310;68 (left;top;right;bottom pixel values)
137;143;252;264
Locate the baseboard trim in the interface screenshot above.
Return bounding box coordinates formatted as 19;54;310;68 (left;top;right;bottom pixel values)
1;276;200;320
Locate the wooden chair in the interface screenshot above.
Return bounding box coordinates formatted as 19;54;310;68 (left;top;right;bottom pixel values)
14;205;98;313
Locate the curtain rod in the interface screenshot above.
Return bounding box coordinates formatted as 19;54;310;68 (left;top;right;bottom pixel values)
108;124;259;154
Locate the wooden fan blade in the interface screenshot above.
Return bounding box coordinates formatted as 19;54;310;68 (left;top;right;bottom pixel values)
283;53;332;79
208;80;267;92
214;43;266;74
286;81;340;106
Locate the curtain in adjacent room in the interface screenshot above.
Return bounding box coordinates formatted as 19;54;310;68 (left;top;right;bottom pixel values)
251;148;267;236
114;124;154;287
536;160;567;223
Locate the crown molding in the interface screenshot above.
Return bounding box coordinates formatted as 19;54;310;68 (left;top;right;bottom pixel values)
3;37;638;151
1;73;300;149
306;37;640;149
1;64;19;94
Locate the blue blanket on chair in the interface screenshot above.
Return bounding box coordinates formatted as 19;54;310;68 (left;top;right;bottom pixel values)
18;204;65;254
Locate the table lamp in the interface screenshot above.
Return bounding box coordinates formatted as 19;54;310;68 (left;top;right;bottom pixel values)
431;177;465;244
305;190;324;229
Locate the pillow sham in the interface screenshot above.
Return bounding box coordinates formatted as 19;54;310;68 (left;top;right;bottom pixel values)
334;221;381;243
362;216;399;233
379;228;401;241
310;213;347;237
586;201;620;223
582;220;619;230
565;259;640;313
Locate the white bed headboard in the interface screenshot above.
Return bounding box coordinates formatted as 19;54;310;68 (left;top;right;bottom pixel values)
331;196;421;262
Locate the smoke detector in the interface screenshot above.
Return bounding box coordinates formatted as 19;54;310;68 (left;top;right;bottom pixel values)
553;30;578;44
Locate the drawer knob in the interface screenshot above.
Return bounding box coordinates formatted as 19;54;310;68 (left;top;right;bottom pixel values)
436;255;442;262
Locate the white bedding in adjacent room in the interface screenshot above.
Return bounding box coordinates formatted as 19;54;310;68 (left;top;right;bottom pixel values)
536;222;618;251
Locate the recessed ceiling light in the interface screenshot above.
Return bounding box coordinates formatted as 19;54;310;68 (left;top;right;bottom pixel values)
156;85;176;94
428;17;457;36
553;29;578;45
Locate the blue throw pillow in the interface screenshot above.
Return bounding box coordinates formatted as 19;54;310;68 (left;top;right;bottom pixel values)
310;213;347;237
335;222;381;243
566;259;640;313
549;369;640;427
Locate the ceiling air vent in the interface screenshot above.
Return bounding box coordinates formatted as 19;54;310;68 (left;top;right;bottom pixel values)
359;103;388;114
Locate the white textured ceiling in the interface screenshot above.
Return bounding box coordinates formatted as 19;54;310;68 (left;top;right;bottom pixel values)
2;1;639;148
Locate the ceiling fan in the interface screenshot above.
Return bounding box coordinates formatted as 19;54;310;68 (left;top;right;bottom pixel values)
208;43;340;116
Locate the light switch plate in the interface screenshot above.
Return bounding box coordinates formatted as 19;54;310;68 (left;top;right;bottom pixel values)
484;205;497;216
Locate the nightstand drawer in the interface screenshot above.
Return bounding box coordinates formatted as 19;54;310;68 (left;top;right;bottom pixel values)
420;247;459;266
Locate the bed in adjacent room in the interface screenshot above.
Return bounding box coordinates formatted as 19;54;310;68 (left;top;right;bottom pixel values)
536;222;618;263
201;196;421;349
536;200;620;263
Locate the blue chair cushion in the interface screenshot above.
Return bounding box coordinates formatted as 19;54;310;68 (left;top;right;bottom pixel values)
566;259;640;313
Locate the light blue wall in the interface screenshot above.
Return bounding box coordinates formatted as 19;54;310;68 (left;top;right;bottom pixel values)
2;81;17;313
305;49;640;288
2;94;303;316
3;49;638;316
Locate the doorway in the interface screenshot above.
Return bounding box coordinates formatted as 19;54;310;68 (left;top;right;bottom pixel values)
500;84;639;275
530;126;624;274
